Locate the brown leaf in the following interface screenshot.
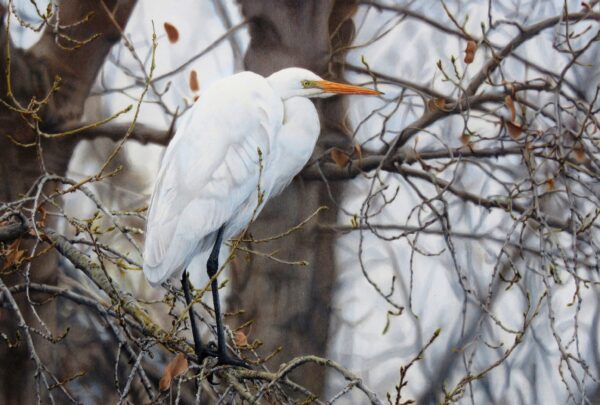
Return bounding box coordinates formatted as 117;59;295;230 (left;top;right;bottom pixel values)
234;331;248;348
504;95;516;122
2;240;25;270
35;206;48;228
465;40;477;53
459;133;471;146
159;353;188;391
171;353;188;377
330;148;350;168
189;70;200;92
163;22;179;44
546;178;555;191
506;121;522;139
159;370;171;392
464;40;476;64
573;143;586;162
428;98;447;111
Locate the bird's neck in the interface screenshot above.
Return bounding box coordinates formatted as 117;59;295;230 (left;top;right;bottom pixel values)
280;97;320;152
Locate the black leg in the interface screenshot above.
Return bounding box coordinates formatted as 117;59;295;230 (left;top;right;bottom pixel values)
207;227;247;368
182;271;216;363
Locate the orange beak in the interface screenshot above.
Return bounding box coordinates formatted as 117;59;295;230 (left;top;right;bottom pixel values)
315;80;383;95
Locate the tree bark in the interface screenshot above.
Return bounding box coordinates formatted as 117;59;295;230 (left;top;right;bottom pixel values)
230;0;357;395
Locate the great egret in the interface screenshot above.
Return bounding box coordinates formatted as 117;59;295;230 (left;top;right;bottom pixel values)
143;67;380;366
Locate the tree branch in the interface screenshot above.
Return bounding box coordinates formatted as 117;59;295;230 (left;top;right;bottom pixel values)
77;122;172;145
464;11;600;96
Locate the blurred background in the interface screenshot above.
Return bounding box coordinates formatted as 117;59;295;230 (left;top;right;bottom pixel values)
1;0;599;404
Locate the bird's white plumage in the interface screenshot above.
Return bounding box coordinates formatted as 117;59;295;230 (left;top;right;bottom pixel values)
143;68;324;286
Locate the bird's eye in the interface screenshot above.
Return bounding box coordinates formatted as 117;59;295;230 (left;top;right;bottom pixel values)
301;80;311;88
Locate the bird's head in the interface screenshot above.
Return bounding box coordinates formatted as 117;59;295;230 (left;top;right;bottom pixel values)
267;67;382;100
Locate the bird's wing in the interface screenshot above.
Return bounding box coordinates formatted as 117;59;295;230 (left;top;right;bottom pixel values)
143;72;283;285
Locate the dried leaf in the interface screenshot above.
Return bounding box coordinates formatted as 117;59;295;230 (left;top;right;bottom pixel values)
234;331;248;348
353;144;362;160
464;40;477;64
159;371;171;392
330;148;350;168
465;40;477;53
546;178;555;191
504;95;516;122
574;143;586;162
163;22;179;44
189;70;200;92
2;240;25;270
36;206;48;228
459;133;471;145
159;353;188;391
506;121;522;139
428;98;447;111
171;353;188;377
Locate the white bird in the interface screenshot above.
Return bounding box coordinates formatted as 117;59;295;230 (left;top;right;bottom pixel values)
143;67;380;365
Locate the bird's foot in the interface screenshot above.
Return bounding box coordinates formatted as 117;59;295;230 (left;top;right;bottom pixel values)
194;345;250;385
195;348;218;365
198;343;249;369
216;351;250;369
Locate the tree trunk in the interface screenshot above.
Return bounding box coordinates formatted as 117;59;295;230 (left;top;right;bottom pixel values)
230;0;357;395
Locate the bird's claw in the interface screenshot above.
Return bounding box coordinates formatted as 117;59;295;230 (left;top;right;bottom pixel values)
196;346;250;371
195;348;218;365
195;348;250;385
201;341;249;369
216;352;250;369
